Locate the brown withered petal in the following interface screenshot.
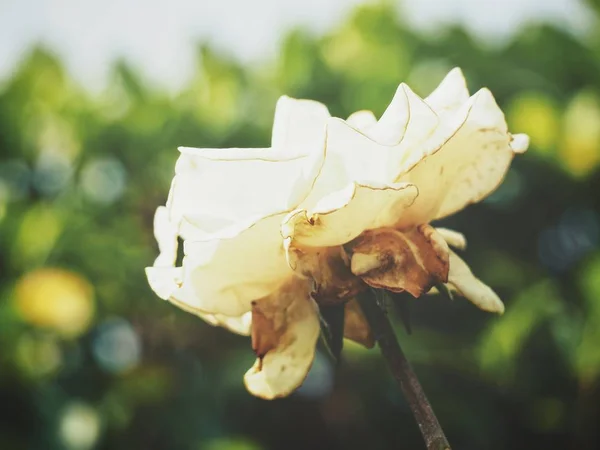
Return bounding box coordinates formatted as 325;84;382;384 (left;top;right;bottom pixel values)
348;225;450;298
287;245;367;306
343;298;375;348
251;301;285;361
244;277;320;399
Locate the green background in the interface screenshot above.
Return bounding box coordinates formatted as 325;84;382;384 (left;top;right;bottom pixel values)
2;3;600;449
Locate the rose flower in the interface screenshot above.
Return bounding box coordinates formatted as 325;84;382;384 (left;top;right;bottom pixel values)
146;68;529;399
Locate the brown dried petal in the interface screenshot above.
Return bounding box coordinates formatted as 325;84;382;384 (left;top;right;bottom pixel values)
348;225;449;297
288;245;366;306
343;298;375;348
244;277;320;399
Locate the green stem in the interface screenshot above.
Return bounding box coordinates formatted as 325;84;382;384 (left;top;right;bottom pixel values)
358;291;451;450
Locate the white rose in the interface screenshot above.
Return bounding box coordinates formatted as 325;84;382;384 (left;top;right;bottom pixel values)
146;68;529;399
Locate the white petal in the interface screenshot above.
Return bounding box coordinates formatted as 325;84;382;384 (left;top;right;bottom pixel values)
346;110;377;132
393;88;519;226
145;266;251;335
425;67;470;113
447;251;504;314
283;182;418;248
368;83;440;147
170;97;329;232
510;133;530;154
152;206;179;267
299;88;436;210
244;278;320;399
146;266;182;300
169;147;323;234
171;298;252;336
436;228;467;250
271;95;331;157
174;214;293;317
429;89;516;219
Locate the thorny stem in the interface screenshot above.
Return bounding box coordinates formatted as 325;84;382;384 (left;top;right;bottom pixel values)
358;291;451;450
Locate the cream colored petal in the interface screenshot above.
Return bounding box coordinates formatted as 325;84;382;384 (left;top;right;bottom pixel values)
283;182;418;248
367;83;438;146
152;206;179;267
146;266;182;301
168;146;323;234
169;96;328;233
270;95;331;157
510;133;530;154
394;88;524;226
171;296;252;336
244;278;320;399
298;86;437;209
346;110;377;132
424;67;470;113
436;228;467;250
145;266;252;335
447;251;504;314
174;214;293;317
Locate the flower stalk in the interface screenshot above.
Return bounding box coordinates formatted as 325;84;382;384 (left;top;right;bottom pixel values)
357;291;451;450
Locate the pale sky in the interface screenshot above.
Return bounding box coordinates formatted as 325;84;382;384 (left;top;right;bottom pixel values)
0;0;593;91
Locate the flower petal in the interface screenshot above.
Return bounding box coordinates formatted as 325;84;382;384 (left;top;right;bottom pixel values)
436;228;467;250
447;250;505;314
145;265;252;335
287;246;364;305
176;214;293;317
282;182;418;248
343;298;374;348
424;67;470;114
349;225;450;297
170;97;329;233
510;133;530;154
152;206;179;267
244;278;320;399
346;110;377;132
395;88;528;226
271;95;331;156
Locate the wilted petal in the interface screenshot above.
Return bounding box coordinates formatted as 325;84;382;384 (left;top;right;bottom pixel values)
244;278;320;399
349;225;449;297
393;89;529;226
343;298;374;348
287;245;364;305
436;227;467;250
282;182;418;248
447;251;505;314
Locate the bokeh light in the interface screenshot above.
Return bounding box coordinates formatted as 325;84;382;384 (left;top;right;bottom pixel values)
80;157;127;205
15;268;95;337
59;402;102;450
92;317;141;374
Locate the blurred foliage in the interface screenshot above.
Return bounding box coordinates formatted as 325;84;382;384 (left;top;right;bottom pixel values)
1;3;600;450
